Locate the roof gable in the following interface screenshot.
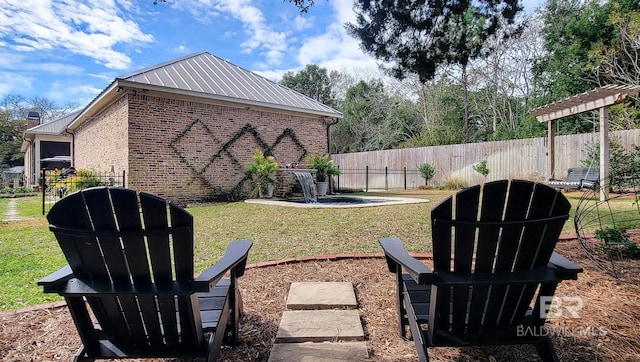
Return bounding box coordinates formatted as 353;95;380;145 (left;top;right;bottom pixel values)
118;51;342;118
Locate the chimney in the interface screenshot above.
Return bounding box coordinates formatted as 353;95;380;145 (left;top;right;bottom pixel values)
26;112;40;129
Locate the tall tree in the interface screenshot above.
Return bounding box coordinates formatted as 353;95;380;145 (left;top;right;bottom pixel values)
0;94;78;167
346;0;523;141
331;79;394;153
280;64;337;108
535;0;640;134
0;110;26;167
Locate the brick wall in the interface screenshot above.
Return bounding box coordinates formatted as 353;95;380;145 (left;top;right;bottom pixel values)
75;92;331;202
74;96;129;178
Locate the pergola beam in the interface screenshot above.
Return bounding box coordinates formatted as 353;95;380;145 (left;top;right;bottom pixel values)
530;84;640;201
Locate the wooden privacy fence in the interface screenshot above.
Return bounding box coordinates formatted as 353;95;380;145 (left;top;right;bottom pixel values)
332;129;640;190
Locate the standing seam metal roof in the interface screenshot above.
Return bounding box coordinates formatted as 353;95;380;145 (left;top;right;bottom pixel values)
118;51;342;117
25;111;80;134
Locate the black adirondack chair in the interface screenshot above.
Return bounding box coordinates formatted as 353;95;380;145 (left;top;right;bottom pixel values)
379;180;582;361
38;187;253;361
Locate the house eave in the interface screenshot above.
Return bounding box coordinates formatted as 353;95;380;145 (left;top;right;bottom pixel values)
117;80;343;119
67;81;120;131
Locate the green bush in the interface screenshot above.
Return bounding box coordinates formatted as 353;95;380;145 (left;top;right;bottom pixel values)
583;138;640;191
418;163;435;186
595;226;639;259
443;177;468;190
473;159;490;178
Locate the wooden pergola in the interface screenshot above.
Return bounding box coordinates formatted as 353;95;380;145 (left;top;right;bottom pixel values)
531;84;640;200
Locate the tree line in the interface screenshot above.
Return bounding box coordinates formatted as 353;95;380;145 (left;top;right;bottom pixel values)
3;0;638;168
282;0;640;154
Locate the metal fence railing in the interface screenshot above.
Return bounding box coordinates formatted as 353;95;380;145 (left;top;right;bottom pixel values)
41;169;125;214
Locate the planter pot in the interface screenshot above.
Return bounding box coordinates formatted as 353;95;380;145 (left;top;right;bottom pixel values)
316;181;329;197
259;183;275;198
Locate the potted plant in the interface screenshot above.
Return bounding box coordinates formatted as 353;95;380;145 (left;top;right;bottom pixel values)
246;149;280;198
306;154;340;196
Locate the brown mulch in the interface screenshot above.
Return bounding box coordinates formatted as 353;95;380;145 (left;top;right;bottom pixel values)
2;239;640;361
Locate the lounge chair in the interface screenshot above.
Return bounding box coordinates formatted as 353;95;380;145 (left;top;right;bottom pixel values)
38;187;252;361
379;179;582;361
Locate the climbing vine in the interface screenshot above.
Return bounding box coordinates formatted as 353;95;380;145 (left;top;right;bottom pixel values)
169;120;309;199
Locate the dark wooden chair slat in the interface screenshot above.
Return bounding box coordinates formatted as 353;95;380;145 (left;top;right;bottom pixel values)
168;201;194;283
39;186;252;361
467;180;508;332
379;180;582;362
139;192;173;284
451;185;480;333
110;187;151;285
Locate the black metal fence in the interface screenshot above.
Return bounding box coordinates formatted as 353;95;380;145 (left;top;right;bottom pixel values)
41;169;125;214
334;166;424;192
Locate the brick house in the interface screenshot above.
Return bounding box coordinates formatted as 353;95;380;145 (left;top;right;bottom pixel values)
22;111;78;186
32;52;342;201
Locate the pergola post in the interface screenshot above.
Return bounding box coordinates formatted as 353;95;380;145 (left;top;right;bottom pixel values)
600;107;609;200
547;121;555;181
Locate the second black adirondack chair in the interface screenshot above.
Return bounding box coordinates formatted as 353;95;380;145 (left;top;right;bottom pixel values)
38;187;253;361
380;180;582;361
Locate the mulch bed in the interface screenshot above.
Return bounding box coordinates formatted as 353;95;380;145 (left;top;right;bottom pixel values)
1;238;639;361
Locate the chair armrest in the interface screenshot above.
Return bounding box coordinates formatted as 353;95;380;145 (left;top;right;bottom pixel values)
194;240;253;292
379;237;433;284
548;252;583;279
38;265;74;293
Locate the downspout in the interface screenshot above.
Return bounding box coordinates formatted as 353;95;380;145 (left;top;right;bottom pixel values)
64;128;75;167
326;117;340;154
326;117;340;194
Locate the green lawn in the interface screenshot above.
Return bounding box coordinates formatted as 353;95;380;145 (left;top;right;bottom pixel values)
0;189;624;312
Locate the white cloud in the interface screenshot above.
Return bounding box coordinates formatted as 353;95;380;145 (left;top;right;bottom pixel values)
0;71;33;98
0;51;82;74
46;81;104;105
172;44;191;54
295;0;377;72
171;0;287;67
294;14;314;31
0;0;154;70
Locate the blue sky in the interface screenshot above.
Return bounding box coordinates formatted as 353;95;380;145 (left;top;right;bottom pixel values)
0;0;544;110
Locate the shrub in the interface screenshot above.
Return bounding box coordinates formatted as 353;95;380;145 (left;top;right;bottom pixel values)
306;154;340;182
246;149;280;197
418;163;435;186
473;159;490;178
595;226;640;259
443;177;468;190
583;138;640;191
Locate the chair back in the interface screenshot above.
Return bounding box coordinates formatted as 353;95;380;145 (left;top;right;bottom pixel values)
430;180;571;336
47;187;203;354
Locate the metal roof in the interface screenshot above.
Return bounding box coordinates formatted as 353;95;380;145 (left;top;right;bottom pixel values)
531;84;640;122
25;111;80;135
117;51;342;118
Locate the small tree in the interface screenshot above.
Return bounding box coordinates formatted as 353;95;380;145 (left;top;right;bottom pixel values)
418;163;436;186
473;160;490;179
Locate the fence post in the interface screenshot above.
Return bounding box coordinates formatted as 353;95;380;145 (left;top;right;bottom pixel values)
365;166;369;192
122;170;126;187
404;167;407;190
41;170;45;215
337;166;340;191
385;166;388;191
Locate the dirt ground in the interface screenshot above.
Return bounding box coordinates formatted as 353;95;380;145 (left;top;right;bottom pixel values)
1;238;639;361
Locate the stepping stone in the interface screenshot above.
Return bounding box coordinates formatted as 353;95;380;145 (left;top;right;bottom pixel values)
268;341;369;361
275;310;364;343
286;282;357;310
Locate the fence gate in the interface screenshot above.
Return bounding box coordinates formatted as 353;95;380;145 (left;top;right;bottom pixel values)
41;169;125;215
